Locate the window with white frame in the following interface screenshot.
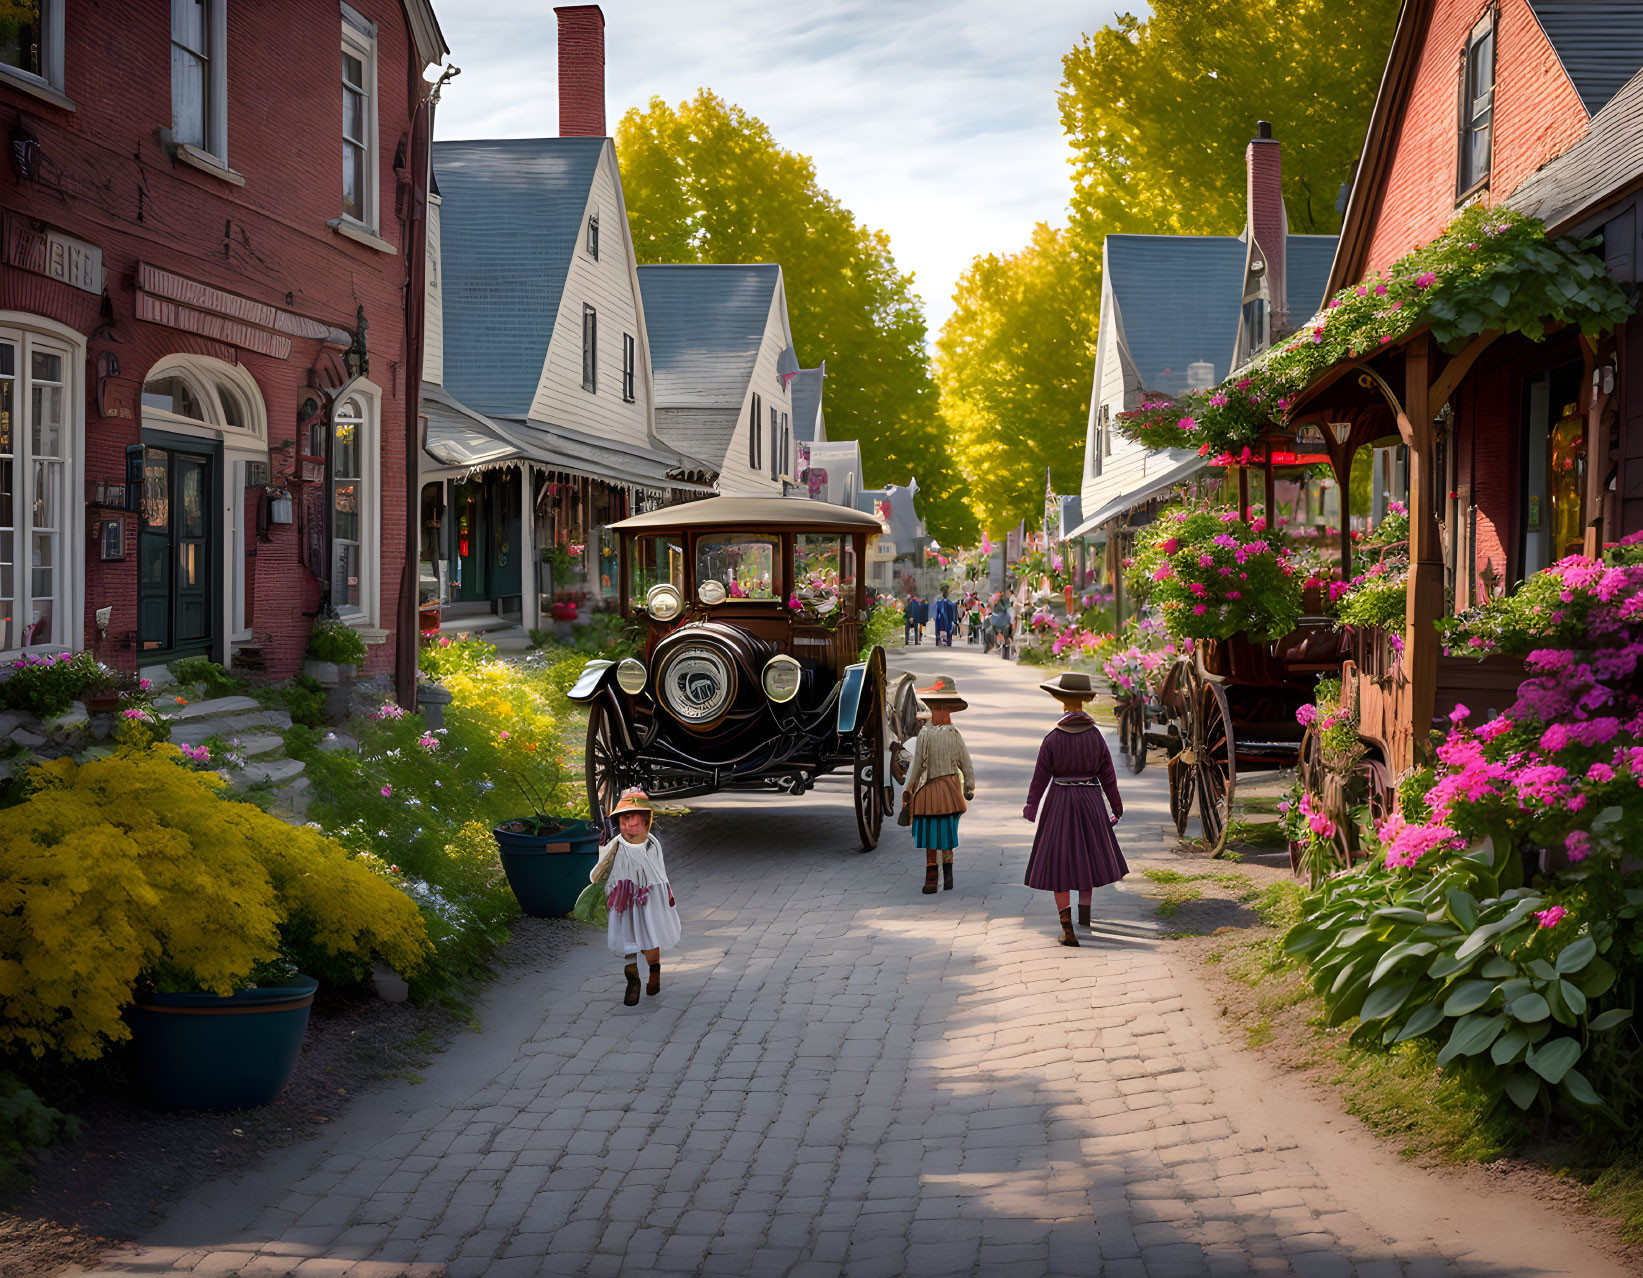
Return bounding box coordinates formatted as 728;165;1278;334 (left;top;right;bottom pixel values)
140;357;267;445
331;397;363;612
0;329;77;653
749;393;762;469
781;411;789;477
588;213;600;260
341;5;379;230
0;1;66;98
622;333;635;402
171;0;226;163
769;405;779;481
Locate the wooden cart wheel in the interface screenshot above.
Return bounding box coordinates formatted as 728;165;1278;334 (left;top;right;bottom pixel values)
1168;754;1196;837
854;662;886;851
1117;698;1147;775
1196;680;1237;854
585;697;626;830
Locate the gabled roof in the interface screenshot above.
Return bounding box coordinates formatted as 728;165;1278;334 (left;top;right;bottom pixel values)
638;264;783;409
433;136;606;418
790;364;826;443
1103;235;1248;400
1529;1;1643;114
1286;235;1340;320
1511;63;1643;229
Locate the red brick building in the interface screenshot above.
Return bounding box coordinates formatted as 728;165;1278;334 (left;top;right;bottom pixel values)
0;0;446;697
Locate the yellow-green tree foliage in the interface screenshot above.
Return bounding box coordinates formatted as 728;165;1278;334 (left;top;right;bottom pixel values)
0;748;431;1061
618;91;977;545
939;0;1397;536
1060;0;1400;242
936;225;1099;536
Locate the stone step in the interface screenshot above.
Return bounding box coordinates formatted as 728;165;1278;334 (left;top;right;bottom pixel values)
231;757;306;788
236;732;285;758
168;709;293;747
162;695;262;722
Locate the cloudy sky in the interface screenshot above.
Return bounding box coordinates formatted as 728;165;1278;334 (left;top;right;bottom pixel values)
432;1;1123;339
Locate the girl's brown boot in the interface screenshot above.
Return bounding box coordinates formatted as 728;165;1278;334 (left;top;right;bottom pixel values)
623;962;641;1006
1058;907;1080;947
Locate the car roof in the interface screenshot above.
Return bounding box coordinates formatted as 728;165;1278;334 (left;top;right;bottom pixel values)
612;496;886;535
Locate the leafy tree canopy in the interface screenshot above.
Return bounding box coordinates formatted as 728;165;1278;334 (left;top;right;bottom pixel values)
617;91;976;544
936;224;1099;535
1060;0;1399;241
938;0;1397;537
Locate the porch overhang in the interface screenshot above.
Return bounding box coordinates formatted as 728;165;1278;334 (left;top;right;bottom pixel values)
1067;452;1209;540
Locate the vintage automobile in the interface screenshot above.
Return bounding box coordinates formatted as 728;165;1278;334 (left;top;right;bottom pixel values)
566;496;919;849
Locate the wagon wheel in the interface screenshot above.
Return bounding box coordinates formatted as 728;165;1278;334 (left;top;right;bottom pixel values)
1196;680;1237;855
1168;754;1197;837
853;662;886;851
1117;698;1147;775
585;698;627;830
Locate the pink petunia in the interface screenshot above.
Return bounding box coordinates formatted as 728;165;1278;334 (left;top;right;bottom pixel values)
380;785;393;798
1535;906;1568;929
1414;271;1437;288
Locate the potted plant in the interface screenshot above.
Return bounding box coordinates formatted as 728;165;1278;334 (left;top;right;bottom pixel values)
0;744;430;1109
1;651;124;718
303;611;369;686
493;815;603;917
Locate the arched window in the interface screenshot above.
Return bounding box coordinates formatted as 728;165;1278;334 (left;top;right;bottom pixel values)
324;381;380;627
140;355;266;444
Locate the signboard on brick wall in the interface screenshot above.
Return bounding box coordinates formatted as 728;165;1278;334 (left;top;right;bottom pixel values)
4;215;103;294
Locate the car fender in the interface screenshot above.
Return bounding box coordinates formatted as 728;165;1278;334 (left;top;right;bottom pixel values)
566;659;615;703
836;660;868;733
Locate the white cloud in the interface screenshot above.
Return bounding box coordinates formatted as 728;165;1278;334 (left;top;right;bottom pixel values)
431;0;1124;340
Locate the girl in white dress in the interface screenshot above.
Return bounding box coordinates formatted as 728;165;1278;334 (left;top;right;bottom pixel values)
590;789;682;1006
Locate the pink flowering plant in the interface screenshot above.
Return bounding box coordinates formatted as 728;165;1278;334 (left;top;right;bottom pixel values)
1128;504;1303;641
1115;206;1629;458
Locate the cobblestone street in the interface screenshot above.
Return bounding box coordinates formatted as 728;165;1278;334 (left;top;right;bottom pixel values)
77;648;1626;1278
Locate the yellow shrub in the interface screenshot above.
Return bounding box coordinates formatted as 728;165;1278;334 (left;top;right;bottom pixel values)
0;746;430;1061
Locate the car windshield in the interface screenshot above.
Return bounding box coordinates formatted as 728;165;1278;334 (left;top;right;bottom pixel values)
632;534;685;598
696;533;779;600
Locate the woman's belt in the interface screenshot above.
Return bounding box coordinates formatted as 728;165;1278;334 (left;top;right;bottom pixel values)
1053;776;1101;786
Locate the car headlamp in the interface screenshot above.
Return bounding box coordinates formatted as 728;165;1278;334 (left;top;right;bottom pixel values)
761;654;802;704
646;582;684;621
616;657;647;695
698;578;727;606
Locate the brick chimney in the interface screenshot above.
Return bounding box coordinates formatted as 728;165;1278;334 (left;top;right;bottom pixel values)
555;5;605;137
1246;120;1288;339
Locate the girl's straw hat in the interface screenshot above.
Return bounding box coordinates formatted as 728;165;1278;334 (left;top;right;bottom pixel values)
611;788;654;821
1039;671;1098;702
917;675;968;713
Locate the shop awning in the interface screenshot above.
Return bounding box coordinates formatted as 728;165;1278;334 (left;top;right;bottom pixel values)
422;387;716;492
1066;451;1208;540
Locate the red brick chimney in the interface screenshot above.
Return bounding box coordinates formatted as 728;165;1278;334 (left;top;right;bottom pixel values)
555;5;606;137
1246;120;1288;338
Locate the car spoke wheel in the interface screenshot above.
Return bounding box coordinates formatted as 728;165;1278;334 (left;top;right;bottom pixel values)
585;698;625;830
1196;681;1237;854
854;662;886;851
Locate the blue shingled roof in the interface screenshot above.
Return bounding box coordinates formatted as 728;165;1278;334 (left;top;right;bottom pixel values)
1531;1;1643;114
1105;232;1340;398
433;137;606;417
1286;235;1338;319
637;264;782;407
1105;235;1248;398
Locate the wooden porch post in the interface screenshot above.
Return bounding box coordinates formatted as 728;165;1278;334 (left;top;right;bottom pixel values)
1402;336;1442;774
519;465;540;634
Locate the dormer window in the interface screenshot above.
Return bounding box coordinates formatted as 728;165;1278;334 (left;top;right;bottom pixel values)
588;213;599;260
1457;10;1495;199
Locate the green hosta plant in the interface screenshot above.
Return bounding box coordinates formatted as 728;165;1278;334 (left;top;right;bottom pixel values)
1285;836;1636;1121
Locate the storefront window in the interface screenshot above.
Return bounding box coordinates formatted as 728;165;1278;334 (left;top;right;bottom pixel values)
696;533;779;600
0;332;75;653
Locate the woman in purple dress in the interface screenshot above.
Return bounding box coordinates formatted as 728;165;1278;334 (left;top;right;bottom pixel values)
1023;671;1128;946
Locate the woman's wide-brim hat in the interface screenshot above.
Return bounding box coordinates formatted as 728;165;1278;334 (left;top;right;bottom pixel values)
1040;670;1098;702
917;674;968;713
610;788;654;821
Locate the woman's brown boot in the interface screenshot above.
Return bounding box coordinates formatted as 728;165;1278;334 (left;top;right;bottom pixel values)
1058;907;1080;947
623;962;641;1006
1078;902;1092;928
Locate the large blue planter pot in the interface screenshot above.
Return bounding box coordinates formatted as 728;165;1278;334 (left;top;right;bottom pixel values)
130;975;318;1111
494;816;603;917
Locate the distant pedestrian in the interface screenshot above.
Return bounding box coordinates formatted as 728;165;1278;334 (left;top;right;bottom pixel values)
1022;672;1128;947
913;595;930;644
902;676;976;894
932;585;958;646
903;594;921;645
590;789;681;1005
